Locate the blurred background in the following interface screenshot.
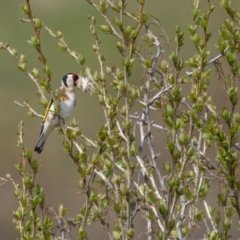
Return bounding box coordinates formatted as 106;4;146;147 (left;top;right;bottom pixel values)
0;0;240;239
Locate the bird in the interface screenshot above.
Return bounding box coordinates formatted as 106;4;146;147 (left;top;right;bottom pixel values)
34;73;79;154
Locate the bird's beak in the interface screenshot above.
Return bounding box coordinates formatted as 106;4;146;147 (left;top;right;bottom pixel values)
74;80;79;87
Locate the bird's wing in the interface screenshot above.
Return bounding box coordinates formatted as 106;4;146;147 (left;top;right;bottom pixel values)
58;86;70;102
43;99;54;122
38;99;54;137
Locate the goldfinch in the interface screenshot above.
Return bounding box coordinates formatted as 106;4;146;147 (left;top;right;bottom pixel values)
34;73;79;154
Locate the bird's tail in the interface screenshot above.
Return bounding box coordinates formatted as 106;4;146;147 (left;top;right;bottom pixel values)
34;133;46;154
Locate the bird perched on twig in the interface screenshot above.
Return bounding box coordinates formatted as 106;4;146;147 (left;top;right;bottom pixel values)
34;73;79;154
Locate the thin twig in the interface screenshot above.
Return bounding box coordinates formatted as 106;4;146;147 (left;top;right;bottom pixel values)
186;47;229;76
14;100;43;118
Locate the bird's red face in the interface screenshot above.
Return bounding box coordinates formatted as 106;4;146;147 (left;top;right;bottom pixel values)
72;73;79;87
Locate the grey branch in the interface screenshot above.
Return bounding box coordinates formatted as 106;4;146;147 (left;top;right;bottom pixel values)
147;85;173;105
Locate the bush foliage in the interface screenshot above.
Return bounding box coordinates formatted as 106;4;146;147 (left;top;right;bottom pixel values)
1;0;240;239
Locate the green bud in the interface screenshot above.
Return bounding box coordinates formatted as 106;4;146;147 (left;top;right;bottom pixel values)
34;18;42;29
130;29;138;39
31;160;39;172
40;78;50;90
77;54;85;65
12;48;18;56
124;120;132;131
139;12;149;24
167;140;174;151
28;111;34;118
191;34;201;44
99;25;111;33
23;174;33;188
168;219;176;230
106;66;112;74
127;228;134;238
123;58;130;67
78;226;87;239
100;72;105;81
18;63;26;72
144;59;152;68
32;68;39;77
32;195;41;207
167;73;175;84
118;81;127;92
159;60;169;73
57;31;63;38
91;16;96;24
222;108;230;121
6;174;11;179
187;56;198;68
25;150;32;161
92;44;98;52
70;51;77;57
169;52;178;65
19;54;27;63
164;161;171;174
178;132;189;146
27;36;39;48
59;204;68;217
130;144;136;156
188;25;197;35
120;105;126;116
115;69;123;80
13;209;23;221
43;65;51;76
210;4;215;12
22;4;30;14
116;42;124;53
113;17;122;27
90;24;96;35
100;54;105;62
177;58;185;70
63;140;72;153
58;42;67;50
99;1;108;13
223;218;232;231
159;203;167;217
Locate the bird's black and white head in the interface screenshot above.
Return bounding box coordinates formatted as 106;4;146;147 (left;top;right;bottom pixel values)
61;73;79;88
